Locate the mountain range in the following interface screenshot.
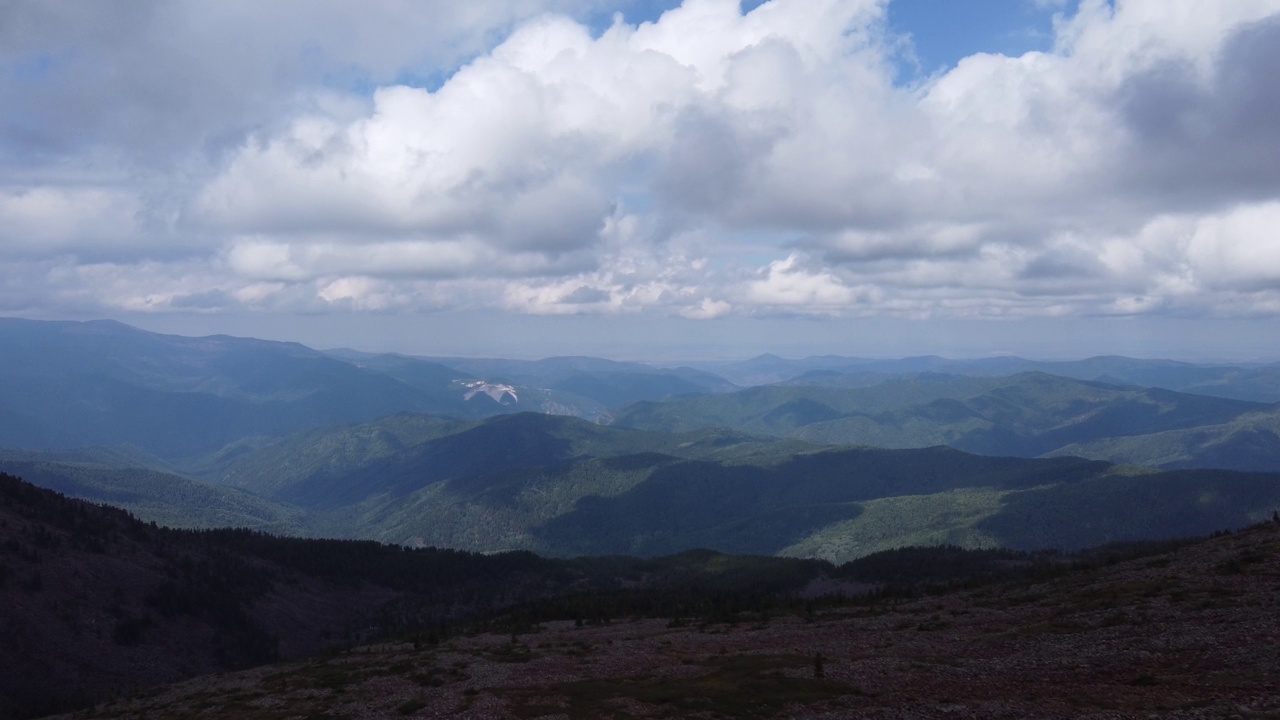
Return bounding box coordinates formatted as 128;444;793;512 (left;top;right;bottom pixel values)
702;352;1280;401
0;318;735;461
7;411;1279;566
6;317;1280;473
3;317;1280;568
612;371;1280;470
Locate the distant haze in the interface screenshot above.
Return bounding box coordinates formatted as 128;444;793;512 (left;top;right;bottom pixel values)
68;311;1280;364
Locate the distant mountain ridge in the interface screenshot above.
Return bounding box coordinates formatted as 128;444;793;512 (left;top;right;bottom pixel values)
0;318;737;461
698;351;1280;401
5;317;1276;467
0;318;479;459
612;371;1279;466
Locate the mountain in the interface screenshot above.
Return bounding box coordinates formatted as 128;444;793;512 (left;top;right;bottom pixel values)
324;350;613;418
794;374;1268;457
1045;406;1280;472
744;352;1280;402
0;471;840;718
976;355;1280;402
0;319;724;463
382;446;1105;558
0;471;566;718
692;353;1057;386
1175;364;1280;402
611;374;1008;434
699;353;867;386
5;316;1276;468
207;412;822;511
546;367;737;409
613;372;1277;464
54;519;1280;719
0;453;306;534
192;412;1280;563
341;351;739;410
0;318;476;460
407;355;664;383
13;409;1264;564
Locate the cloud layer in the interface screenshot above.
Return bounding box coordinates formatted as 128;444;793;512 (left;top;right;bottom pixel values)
3;0;1280;328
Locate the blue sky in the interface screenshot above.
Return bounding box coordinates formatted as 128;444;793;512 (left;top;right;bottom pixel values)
2;0;1279;360
888;0;1080;75
587;1;1084;82
342;1;1085;96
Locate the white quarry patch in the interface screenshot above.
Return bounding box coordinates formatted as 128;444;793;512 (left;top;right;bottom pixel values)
460;379;519;404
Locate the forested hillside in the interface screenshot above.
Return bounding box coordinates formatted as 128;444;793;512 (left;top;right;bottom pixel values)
11;412;1280;566
0;472;837;718
613;372;1280;467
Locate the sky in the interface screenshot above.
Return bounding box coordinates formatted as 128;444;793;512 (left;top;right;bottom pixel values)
2;0;1280;361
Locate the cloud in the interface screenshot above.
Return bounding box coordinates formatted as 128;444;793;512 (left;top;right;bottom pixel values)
3;0;1280;329
1111;13;1280;205
0;187;141;256
0;0;606;163
743;254;863;311
194;0;892;249
1183;202;1280;291
560;285;613;304
679;298;733;319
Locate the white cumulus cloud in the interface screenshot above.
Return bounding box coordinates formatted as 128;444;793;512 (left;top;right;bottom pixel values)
2;0;1280;333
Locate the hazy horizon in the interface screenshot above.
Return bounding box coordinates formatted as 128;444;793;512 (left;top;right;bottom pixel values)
6;312;1279;365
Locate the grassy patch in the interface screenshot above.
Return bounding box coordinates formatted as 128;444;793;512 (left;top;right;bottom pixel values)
779;488;1007;563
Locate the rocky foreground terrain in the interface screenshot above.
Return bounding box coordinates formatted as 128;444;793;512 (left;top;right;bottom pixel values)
52;522;1280;719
